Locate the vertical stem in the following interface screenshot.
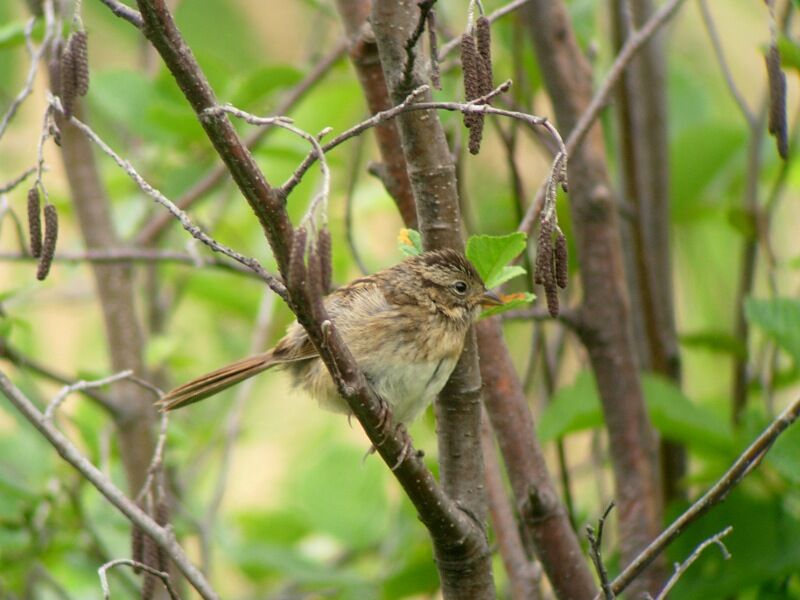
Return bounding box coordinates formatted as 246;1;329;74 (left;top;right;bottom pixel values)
480;413;542;600
370;3;494;597
54;100;155;504
478;318;598;600
520;1;664;595
609;0;684;504
334;0;419;228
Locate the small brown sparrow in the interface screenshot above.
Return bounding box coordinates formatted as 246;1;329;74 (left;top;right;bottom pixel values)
159;249;501;425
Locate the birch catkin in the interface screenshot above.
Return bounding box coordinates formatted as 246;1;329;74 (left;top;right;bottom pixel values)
70;31;90;97
555;232;568;289
59;45;76;118
27;187;42;258
36;204;58;281
766;44;788;159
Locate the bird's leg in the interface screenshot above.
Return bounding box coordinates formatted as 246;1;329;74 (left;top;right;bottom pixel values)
375;394;393;440
390;424;414;471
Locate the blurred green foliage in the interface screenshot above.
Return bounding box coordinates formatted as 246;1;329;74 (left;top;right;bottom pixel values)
1;0;800;598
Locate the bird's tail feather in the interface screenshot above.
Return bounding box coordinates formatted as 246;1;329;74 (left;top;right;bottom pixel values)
158;352;275;411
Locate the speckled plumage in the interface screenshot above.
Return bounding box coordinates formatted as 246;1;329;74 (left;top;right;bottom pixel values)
161;249;498;424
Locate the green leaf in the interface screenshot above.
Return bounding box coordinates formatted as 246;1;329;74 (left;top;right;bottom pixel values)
668;490;800;598
479;291;535;318
726;206;757;239
537;371;602;442
777;34;800;72
642;374;732;454
745;297;800;364
398;228;423;256
538;372;733;454
465;232;528;288
671;121;746;223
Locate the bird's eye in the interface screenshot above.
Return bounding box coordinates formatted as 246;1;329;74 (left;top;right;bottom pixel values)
453;280;468;294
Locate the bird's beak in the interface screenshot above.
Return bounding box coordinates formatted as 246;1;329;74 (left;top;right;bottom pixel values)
480;290;504;307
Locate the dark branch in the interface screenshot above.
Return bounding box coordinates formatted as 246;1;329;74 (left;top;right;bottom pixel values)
608;395;800;597
587;502;616;600
402;0;438;88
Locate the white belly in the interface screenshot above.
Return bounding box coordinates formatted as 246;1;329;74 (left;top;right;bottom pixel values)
366;357;458;424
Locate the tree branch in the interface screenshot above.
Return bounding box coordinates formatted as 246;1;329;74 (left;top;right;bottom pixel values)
82;3;502;590
133;38;346;246
521;0;671;594
608;395;800;597
334;0;419;228
477;318;598;600
651;526;732;600
371;2;494;597
0;249;265;278
0;370;219;600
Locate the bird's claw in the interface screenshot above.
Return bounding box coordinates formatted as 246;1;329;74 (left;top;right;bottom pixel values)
375;396;392;442
390;424;413;471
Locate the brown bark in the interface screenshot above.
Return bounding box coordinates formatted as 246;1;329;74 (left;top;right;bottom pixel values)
129;3;494;598
478;319;598;600
53;84;169;598
480;413;542;600
334;0;418;228
370;2;494;598
520;2;664;595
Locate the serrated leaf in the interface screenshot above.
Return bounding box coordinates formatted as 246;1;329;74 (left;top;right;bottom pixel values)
489;265;527;288
465;232;527;288
745;297;800;364
479;292;535;318
398;228;423;256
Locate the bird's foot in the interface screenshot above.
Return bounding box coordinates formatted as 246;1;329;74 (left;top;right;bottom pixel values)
374;396;393;442
390;424;414;471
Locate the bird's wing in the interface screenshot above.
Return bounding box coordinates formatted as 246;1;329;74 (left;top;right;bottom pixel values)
271;277;391;362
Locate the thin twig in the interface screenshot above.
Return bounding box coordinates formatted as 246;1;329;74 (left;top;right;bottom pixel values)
697;0;755;126
96;0;144;28
204;104;331;225
517;0;686;235
566;0;686;154
0;339;116;413
50;96;288;302
651;526;733;600
587;502;616;600
607;395;800;597
0;167;37;194
44;370;134;420
0;370;219;600
438;0;531;60
282;80;564;198
135;411;169;504
133;39;347;245
0;2;55;142
98;559;180;600
0;249;263;278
